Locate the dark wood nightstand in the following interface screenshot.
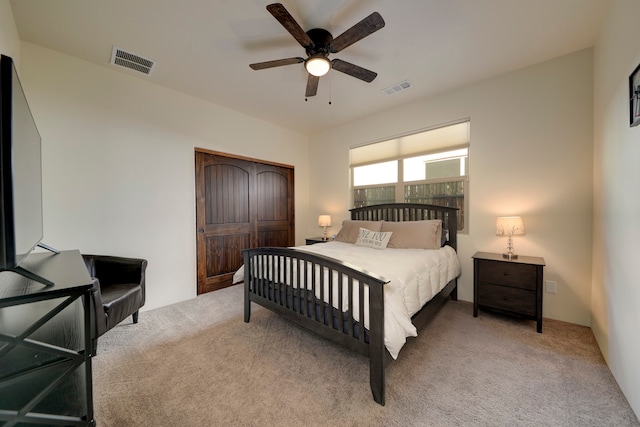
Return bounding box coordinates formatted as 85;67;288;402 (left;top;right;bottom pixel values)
472;251;545;332
305;237;329;245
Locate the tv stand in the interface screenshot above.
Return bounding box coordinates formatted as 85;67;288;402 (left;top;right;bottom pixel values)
0;250;95;426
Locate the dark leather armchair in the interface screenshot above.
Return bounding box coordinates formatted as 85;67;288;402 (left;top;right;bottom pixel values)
82;254;148;353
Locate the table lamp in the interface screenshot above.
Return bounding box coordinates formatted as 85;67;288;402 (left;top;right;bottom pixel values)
318;215;332;241
496;216;525;260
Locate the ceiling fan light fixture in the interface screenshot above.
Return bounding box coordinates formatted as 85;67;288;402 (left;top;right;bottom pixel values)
250;3;385;95
305;55;330;77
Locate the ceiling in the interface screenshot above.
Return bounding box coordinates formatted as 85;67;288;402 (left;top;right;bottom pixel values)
10;0;611;135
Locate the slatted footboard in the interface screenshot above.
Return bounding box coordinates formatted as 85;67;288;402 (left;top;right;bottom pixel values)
243;247;389;404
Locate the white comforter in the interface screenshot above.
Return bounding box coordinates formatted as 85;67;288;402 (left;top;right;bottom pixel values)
234;241;460;359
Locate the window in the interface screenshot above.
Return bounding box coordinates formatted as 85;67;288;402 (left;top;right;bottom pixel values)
350;121;469;231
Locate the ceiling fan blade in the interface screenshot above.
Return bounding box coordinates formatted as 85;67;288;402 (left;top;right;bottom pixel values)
329;12;385;53
331;59;377;82
306;74;319;97
250;57;304;70
267;3;314;49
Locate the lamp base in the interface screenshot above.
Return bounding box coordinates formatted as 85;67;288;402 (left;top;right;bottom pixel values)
503;234;518;260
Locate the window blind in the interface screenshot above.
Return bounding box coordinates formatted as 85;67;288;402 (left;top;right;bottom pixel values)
350;119;470;166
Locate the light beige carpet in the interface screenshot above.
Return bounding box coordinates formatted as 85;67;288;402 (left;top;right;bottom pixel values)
93;285;639;426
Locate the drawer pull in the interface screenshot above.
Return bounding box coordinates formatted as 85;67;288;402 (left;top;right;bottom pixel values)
503;272;508;276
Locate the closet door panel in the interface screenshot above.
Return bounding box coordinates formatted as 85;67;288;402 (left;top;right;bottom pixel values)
196;154;254;294
256;165;294;248
205;164;250;225
204;234;249;278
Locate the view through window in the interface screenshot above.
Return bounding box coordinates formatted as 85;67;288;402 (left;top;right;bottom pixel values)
350;120;469;231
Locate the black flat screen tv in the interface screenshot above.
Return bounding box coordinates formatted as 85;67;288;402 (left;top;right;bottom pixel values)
0;54;56;286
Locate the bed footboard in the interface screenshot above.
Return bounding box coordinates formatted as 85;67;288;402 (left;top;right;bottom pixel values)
243;247;389;404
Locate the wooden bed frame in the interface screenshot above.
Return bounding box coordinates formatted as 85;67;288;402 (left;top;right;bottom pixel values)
243;203;459;405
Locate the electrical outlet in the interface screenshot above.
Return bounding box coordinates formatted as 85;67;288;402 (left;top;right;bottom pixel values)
545;280;557;294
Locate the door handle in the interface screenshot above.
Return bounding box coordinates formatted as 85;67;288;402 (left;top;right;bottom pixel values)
198;228;205;233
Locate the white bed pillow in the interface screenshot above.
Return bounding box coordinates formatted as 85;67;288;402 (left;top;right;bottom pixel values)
355;228;393;249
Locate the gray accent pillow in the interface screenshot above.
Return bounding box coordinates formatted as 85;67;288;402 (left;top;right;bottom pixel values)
335;220;383;243
381;220;442;249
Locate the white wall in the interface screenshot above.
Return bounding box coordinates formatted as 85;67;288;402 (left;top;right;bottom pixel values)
18;42;310;311
0;0;19;67
309;49;594;327
592;0;640;416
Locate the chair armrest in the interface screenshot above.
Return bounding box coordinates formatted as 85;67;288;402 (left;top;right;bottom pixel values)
83;255;146;283
89;277;108;338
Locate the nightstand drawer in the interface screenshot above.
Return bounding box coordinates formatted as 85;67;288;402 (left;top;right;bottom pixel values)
477;260;537;290
477;283;536;316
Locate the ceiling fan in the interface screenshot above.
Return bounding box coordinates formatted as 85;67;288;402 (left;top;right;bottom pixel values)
249;3;385;98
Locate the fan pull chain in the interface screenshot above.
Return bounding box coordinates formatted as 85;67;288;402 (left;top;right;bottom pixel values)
303;72;333;104
328;71;332;105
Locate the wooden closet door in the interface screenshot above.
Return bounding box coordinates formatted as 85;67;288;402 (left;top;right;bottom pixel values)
256;163;295;247
195;150;294;294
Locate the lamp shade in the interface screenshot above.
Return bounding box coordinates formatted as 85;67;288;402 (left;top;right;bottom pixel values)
496;216;525;236
305;55;330;77
318;215;332;227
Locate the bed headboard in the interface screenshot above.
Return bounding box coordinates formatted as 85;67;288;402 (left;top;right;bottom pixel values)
349;203;458;250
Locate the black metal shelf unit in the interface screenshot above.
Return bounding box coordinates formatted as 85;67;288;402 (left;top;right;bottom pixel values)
0;250;95;426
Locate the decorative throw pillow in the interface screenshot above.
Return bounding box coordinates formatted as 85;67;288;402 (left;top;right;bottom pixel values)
381;220;443;249
335;220;383;243
355;228;393;249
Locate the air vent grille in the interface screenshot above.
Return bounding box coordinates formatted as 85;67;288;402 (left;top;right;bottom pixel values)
382;80;412;95
110;47;155;75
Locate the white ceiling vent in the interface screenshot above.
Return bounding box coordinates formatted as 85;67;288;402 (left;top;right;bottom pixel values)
110;47;155;75
382;80;412;95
